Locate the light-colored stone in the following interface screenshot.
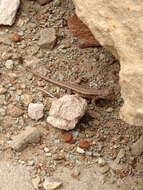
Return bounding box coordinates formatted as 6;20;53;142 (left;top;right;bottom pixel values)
131;136;143;156
47;95;87;131
76;147;85;154
28;103;44;120
0;0;20;26
38;28;56;49
72;0;143;125
32;176;41;189
5;60;14;70
43;177;62;190
0;162;34;190
10;127;41;151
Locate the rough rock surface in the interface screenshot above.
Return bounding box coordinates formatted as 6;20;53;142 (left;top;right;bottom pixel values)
72;0;143;125
28;103;44;120
38;28;56;49
0;162;34;190
0;0;20;26
10;127;41;151
47;95;87;131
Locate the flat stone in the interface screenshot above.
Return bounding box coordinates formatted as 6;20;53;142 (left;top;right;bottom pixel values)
43;177;62;190
0;162;34;190
38;28;56;49
0;0;20;26
10;127;41;151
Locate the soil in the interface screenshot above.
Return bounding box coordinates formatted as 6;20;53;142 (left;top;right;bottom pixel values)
0;0;143;189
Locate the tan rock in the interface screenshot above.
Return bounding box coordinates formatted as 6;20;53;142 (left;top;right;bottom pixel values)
38;28;56;49
131;136;143;156
43;177;62;190
10;127;41;151
72;0;143;125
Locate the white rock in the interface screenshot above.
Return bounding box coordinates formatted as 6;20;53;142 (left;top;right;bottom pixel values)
44;147;49;152
5;60;14;69
76;147;85;154
0;0;20;26
47;95;87;131
73;0;143;125
10;127;41;151
28;103;44;120
43;177;62;190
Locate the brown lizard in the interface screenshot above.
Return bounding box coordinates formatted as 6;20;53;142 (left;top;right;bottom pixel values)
27;68;115;100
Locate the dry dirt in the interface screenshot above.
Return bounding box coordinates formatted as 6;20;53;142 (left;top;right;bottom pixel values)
0;0;143;189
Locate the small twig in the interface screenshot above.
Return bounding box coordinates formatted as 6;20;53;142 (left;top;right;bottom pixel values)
37;87;55;98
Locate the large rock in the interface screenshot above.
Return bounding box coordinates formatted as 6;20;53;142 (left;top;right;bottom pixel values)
0;0;20;26
72;0;143;125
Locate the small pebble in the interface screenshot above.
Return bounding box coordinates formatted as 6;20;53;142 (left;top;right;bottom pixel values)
44;147;49;152
43;177;62;190
79;140;90;149
76;147;85;154
10;33;21;42
98;165;110;174
5;60;14;69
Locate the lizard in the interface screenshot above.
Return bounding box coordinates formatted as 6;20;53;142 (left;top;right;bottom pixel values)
26;67;115;100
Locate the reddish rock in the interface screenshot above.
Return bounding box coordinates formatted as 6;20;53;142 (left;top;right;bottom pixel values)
69;138;76;144
68;14;100;48
79;140;90;148
62;133;73;143
10;33;21;42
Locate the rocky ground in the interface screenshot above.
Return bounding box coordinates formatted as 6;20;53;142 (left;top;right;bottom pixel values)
0;0;143;189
